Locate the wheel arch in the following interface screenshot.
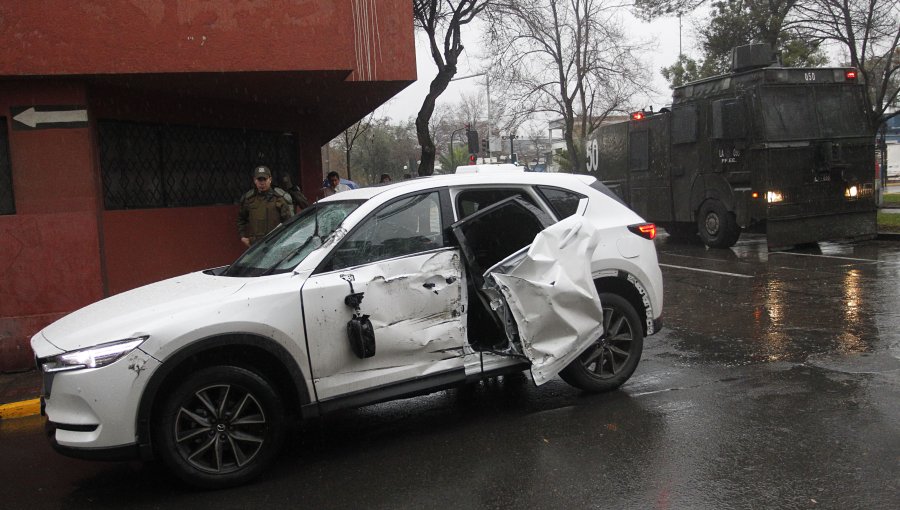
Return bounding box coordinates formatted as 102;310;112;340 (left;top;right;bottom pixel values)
135;333;310;459
690;174;736;219
594;273;655;336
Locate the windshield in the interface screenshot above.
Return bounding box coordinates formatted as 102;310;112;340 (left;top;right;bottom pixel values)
760;84;869;140
224;201;361;277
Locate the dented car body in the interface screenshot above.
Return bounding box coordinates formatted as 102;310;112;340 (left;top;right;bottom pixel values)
31;171;663;488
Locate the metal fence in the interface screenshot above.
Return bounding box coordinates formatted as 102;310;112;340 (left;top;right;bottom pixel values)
0;120;14;215
99;120;298;210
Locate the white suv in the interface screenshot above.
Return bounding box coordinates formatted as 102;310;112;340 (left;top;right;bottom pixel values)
31;172;663;488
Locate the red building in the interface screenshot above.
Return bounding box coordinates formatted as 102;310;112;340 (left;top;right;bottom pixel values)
0;1;416;371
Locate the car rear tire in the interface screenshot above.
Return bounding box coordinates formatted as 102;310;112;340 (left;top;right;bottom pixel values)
697;199;741;248
559;293;644;392
153;365;286;489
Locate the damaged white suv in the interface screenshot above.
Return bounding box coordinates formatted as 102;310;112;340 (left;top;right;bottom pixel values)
32;171;663;488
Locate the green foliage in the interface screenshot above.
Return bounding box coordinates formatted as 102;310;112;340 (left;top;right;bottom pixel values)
553;139;585;173
554;148;572;172
438;146;469;173
660;54;719;88
877;210;900;231
660;0;826;88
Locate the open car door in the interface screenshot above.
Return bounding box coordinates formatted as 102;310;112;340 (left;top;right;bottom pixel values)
451;197;605;385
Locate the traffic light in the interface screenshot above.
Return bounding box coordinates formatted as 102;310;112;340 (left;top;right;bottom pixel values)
481;138;488;153
468;154;477;165
467;128;479;154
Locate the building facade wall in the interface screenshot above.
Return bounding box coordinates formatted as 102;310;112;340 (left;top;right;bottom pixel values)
0;0;414;82
0;80;104;370
0;0;415;371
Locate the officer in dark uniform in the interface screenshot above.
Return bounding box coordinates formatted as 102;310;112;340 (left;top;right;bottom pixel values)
237;165;294;247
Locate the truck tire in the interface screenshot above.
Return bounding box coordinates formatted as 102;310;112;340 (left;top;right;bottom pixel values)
697;199;741;248
153;365;286;489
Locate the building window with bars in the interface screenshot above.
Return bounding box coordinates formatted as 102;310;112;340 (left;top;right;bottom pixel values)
98;120;299;210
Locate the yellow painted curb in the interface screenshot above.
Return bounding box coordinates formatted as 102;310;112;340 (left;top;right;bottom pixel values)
0;398;41;420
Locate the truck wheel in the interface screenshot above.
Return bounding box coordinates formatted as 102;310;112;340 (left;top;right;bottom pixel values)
153;366;286;489
559;293;644;393
697;200;741;248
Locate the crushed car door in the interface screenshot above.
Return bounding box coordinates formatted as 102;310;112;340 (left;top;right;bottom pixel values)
302;191;467;402
451;197;604;385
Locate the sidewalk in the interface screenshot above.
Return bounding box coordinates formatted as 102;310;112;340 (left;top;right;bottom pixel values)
0;369;42;420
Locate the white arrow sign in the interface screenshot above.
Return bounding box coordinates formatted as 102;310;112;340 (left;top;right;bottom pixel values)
12;107;88;128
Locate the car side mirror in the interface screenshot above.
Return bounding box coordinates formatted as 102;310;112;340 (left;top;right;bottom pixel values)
341;274;375;358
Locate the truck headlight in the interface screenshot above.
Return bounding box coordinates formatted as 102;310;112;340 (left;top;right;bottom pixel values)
42;336;148;373
766;191;784;203
844;185;859;198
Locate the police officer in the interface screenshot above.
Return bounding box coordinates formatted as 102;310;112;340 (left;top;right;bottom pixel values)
237;165;293;247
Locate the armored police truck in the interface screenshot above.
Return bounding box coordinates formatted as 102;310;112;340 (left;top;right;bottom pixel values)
585;44;877;249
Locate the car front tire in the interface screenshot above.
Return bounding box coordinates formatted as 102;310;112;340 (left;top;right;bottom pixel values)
153;365;286;489
559;293;644;392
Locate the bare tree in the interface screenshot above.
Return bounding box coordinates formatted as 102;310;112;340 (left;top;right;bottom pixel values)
488;0;649;173
334;110;378;181
413;0;489;176
792;0;900;129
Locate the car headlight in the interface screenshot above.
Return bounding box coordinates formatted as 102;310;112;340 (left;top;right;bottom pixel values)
42;336;148;373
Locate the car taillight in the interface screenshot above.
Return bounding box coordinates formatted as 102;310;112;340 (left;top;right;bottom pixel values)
628;223;657;240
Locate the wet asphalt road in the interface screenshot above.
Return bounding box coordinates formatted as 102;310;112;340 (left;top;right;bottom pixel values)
1;233;898;509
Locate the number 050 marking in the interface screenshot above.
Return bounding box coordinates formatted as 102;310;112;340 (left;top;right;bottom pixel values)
804;72;816;81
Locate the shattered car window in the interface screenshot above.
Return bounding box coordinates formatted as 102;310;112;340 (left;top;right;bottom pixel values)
325;191;445;271
224;201;361;277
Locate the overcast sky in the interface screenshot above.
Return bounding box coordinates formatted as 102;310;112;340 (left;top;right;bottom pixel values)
378;8;694;126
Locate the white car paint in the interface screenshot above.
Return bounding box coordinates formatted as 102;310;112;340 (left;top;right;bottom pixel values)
302;249;467;400
32;171;663;463
488;215;605;384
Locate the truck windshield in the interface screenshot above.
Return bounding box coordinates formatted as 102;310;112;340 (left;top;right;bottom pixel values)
760;85;869;140
224;201;361;277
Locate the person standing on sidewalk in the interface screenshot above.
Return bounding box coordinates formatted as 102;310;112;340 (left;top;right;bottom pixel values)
237;165;293;247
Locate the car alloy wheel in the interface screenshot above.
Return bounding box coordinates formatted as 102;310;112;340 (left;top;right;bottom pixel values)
173;382;268;474
559;292;644;392
154;365;285;488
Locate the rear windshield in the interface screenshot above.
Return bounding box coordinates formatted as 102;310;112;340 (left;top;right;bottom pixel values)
760;85;868;140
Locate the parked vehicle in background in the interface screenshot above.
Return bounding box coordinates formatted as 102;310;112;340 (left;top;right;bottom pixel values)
586;44;877;250
32;172;663;489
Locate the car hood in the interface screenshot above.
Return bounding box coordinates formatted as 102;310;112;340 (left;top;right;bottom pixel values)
40;271;246;352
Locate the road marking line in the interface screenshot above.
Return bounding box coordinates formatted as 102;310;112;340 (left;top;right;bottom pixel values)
0;398;41;420
770;251;879;263
659;263;753;278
